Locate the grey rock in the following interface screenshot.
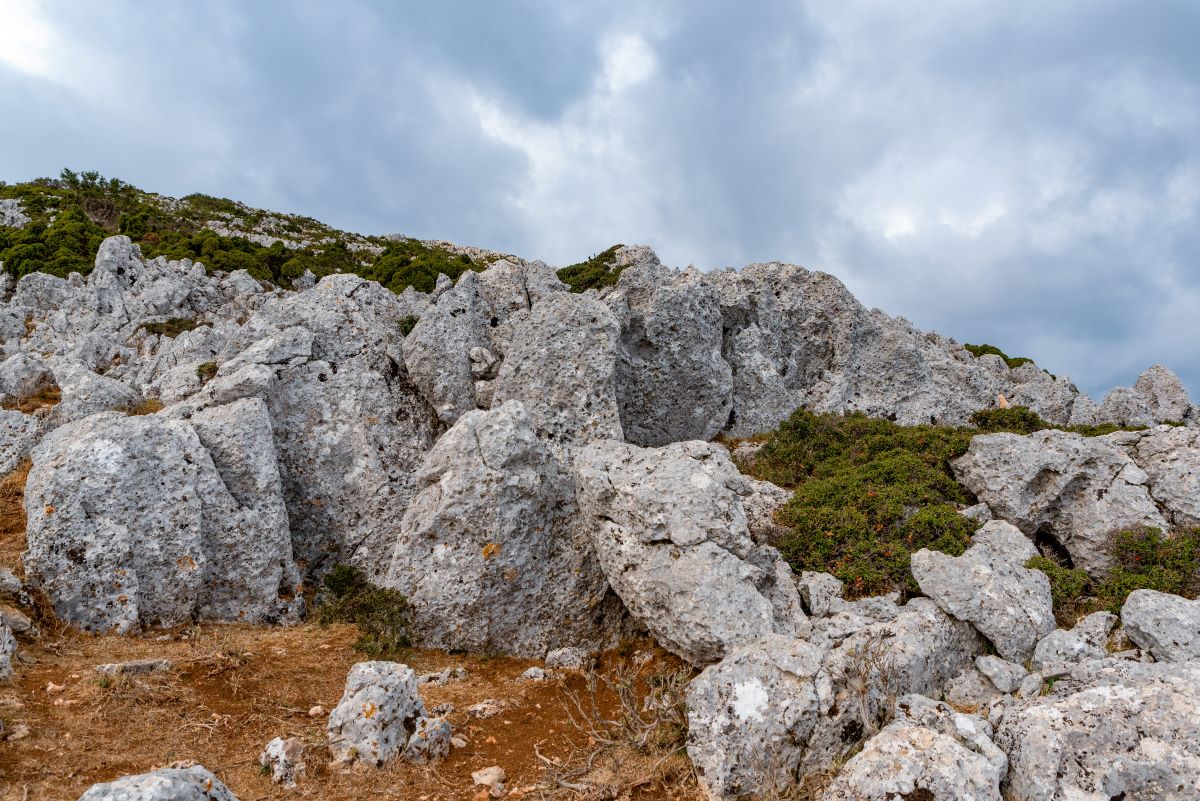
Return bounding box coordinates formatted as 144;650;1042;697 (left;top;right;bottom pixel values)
825;695;1005;801
610;267;733;446
491;293;623;443
1132;365;1194;423
94;659;172;676
403;716;452;764
686;634;825;801
0;408;41;475
975;655;1027;694
49;360;140;423
1098;385;1155;427
77;766;239;801
797;571;844;617
259;736;305;787
0;567;19;596
740;478;790;545
386;402;622;656
1032;611;1116;672
997;659;1200;801
1015;672;1044;699
1123;425;1200;528
0;620;15;680
1121;589;1200;662
574;439;808;666
328;661;427;767
23;405;299;632
911;520;1056;663
417;666;467;686
0;352;55;400
545;646;592;671
0;199;30;228
521;666;547;681
961;502;992;524
944;667;1002;709
953;430;1168;576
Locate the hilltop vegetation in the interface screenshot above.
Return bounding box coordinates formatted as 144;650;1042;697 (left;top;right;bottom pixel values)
0;169;490;289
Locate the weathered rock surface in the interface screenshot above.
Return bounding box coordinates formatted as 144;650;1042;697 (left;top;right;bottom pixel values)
575;439;808;665
912;520;1056;663
386;401;623;656
0;619;15;680
0;408;40;475
328;661;429;767
1118;425;1200;529
1032;611;1116;673
0;199;30;229
953;430;1168;575
976;654;1028;694
22;405;299;632
1121;590;1200;662
260;736;305;787
824;695;1005;801
997;659;1200;801
77;766;240;801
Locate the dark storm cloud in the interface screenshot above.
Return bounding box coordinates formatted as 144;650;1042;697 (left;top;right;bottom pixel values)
1;0;1197;399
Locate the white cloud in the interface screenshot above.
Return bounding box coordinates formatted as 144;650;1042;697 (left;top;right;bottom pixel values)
0;0;56;80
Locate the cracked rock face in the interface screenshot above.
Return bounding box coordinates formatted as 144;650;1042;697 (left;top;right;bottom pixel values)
996;659;1200;801
574;439;809;666
953;430;1169;576
385;401;625;657
77;765;240;801
1121;590;1200;662
911;520;1056;663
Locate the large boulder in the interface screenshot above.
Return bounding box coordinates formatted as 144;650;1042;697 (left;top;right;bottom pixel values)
490;293;623;443
997;659;1200;801
77;765;239;801
1098;365;1194;427
22;403;299;632
953;430;1168;576
608;264;733;446
1117;425;1200;529
574;439;808;665
385;401;623;656
911;520;1056;663
1121;590;1200;662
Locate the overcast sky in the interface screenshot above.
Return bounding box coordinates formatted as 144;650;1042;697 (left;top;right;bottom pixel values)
2;1;1197;400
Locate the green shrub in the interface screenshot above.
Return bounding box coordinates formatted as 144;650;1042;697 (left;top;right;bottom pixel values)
361;239;480;293
398;315;419;336
963;342;1033;369
970;406;1054;435
748;408;978;597
556;244;626;292
1026;528;1200;624
139;318;200;338
196;361;218;383
317;565;411;657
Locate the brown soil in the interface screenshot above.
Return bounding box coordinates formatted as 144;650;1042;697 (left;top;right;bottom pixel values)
0;464;702;801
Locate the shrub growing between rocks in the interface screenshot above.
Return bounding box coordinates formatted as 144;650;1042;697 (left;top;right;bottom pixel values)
317;565;412;657
963;342;1033;369
556;244;626;292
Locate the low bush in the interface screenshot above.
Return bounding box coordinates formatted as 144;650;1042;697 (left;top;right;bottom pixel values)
138;318;201;338
963;342;1033;369
556;244;625;292
317;564;411;657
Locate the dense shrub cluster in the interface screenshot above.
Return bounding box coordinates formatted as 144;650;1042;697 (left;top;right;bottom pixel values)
557;244;626;292
0;169;483;293
744;408;979;597
963;342;1033;369
317;564;411;657
1031;527;1200;625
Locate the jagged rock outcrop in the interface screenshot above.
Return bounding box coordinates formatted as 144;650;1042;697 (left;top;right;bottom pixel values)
78;765;240;801
996;659;1200;801
574;439;808;666
824;695;1006;801
1114;425;1200;529
1121;590;1200;662
22;403;300;632
911;520;1056;663
0;199;30;228
385;401;623;656
953;430;1169;575
1097;365;1195;426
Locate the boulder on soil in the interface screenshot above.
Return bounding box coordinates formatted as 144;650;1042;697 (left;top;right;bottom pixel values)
911;520;1056;663
574;439;808;666
386;401;623;656
77;765;240;801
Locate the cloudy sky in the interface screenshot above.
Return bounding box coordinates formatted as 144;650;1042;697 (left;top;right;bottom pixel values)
2;1;1197;399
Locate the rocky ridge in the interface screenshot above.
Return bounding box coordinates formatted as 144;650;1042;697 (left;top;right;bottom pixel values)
0;227;1196;800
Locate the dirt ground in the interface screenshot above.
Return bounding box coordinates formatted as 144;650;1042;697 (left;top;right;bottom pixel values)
0;461;703;801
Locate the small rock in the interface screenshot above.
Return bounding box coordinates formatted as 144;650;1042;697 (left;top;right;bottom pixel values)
328;661;427;767
0;605;34;637
0;568;20;596
5;722;30;741
93;659;173;677
451;735;468;748
975;655;1028;694
520;667;546;681
467;699;505;719
417;666;468;686
308;705;325;717
1121;589;1200;662
1031;611;1116;672
45;681;65;694
544;646;591;671
1015;672;1043;699
403;716;452;764
260;736;305;788
78;765;239;801
473;766;507;786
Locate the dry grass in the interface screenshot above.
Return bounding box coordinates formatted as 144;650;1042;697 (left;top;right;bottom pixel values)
0;460;29;575
1;386;61;415
124;398;165;416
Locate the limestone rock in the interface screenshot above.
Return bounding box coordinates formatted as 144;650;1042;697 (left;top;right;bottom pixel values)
49;360;140;423
0;620;15;680
22;405;299;632
386;401;622;656
997;659;1200;801
403;715;452;764
911;520;1056;663
1032;611;1116;672
1121;590;1200;662
545;646;592;671
953;430;1168;576
260;736;305;787
975;655;1028;694
574;439;808;665
77;766;240;801
328;661;427;767
1132;365;1194;423
0;408;40;475
1121;425;1200;528
0;352;55;400
491;293;623;443
824;695;1005;801
686;634;825;801
0;199;30;228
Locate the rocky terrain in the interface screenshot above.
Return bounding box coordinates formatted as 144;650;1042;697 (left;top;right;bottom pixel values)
1;182;1199;801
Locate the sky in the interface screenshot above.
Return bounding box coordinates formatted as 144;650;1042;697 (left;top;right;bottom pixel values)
1;0;1197;400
